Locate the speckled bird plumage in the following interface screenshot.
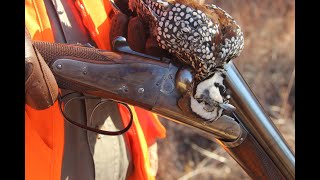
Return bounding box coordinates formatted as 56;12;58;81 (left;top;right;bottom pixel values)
126;0;244;121
129;0;244;80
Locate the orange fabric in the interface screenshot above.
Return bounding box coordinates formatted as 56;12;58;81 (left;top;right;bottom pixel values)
26;0;166;179
119;105;153;180
25;0;65;180
134;107;166;146
75;0;166;179
25;0;55;41
25;103;64;180
74;0;112;50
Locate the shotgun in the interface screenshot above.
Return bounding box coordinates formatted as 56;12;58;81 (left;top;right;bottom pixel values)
33;38;295;179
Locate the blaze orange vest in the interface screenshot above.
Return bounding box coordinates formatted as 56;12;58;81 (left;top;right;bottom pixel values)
25;0;166;179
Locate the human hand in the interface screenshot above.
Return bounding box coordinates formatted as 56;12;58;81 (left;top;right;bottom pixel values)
109;7;169;57
25;28;58;110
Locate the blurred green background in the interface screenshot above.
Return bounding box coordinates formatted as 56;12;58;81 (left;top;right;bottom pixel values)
156;0;295;179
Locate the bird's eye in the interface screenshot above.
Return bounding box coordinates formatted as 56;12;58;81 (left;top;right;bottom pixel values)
218;85;226;94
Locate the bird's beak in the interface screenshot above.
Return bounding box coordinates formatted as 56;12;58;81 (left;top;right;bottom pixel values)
219;103;236;112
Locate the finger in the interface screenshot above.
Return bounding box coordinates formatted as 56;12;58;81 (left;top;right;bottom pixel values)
127;16;146;53
109;12;129;47
145;35;169;57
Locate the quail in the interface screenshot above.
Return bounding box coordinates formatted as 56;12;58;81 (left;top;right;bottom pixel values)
113;0;244;121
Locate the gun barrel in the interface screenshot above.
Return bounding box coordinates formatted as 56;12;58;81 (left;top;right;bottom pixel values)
224;62;295;179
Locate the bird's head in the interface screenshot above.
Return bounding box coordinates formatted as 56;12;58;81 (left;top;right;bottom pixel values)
190;68;234;121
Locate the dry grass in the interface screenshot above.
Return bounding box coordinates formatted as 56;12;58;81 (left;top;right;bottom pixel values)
156;0;295;179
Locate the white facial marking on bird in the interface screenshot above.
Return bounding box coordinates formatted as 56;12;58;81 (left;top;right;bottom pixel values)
190;96;222;121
